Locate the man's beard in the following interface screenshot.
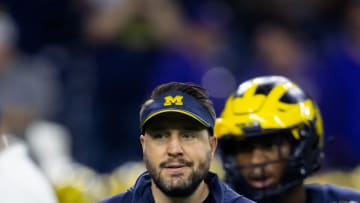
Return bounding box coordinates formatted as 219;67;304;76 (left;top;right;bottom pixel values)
144;154;211;197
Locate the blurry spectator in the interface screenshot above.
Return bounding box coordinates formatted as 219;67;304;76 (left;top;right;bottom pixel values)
0;10;60;160
145;0;238;114
26;121;77;184
318;0;360;169
41;0;238;172
0;106;58;203
2;0;81;53
26;121;110;203
237;21;323;102
40;0;153;172
224;0;345;39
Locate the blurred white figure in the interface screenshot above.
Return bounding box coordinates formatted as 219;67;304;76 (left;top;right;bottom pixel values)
26;121;75;184
0;11;58;203
0;132;58;203
26;121;108;202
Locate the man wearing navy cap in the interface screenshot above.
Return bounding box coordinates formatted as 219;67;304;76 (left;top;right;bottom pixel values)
98;82;255;203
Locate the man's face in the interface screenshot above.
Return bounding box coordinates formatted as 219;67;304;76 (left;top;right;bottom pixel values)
235;134;291;189
140;113;217;197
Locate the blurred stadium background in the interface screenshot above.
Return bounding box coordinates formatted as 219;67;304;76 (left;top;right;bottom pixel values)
1;0;360;202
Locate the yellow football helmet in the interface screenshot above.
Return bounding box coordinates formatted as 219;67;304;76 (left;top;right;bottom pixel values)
215;75;324;201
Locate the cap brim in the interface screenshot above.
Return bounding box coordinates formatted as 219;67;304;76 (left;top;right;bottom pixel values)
141;109;210;128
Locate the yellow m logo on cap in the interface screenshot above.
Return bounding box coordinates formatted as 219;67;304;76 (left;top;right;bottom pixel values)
163;95;183;106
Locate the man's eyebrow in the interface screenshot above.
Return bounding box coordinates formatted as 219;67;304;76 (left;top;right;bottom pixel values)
146;128;165;133
182;126;205;131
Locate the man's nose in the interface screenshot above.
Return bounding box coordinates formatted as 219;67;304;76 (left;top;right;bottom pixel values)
250;147;267;165
167;136;184;156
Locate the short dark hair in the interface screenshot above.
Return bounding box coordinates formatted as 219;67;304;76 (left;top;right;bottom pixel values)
140;82;216;124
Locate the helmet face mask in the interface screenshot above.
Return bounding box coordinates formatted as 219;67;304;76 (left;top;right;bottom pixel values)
218;131;294;201
215;76;323;202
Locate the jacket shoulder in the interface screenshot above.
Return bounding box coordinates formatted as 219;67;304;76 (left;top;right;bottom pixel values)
96;191;132;203
307;183;360;202
222;183;256;203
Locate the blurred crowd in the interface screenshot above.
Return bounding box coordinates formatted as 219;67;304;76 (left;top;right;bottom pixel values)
1;0;360;202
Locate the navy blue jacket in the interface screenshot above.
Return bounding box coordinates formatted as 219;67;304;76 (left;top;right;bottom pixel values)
98;171;255;203
306;184;360;202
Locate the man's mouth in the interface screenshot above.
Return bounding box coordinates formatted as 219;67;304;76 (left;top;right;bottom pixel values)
163;163;188;174
247;176;275;189
165;163;186;168
161;159;193;174
161;159;193;168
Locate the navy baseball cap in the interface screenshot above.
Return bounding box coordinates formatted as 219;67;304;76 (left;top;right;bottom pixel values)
140;90;215;131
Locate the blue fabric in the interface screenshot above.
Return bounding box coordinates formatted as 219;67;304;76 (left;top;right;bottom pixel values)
97;171;255;203
306;184;360;202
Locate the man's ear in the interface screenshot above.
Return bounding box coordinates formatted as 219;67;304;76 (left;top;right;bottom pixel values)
210;136;218;158
140;134;145;153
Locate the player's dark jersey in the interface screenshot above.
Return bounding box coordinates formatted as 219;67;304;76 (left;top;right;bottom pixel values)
306;183;360;203
97;171;255;203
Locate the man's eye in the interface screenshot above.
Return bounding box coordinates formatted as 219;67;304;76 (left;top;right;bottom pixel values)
262;140;278;150
238;143;255;153
182;132;196;139
152;133;167;139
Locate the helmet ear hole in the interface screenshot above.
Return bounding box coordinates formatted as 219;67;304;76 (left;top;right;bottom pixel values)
298;124;312;138
299;128;308;138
